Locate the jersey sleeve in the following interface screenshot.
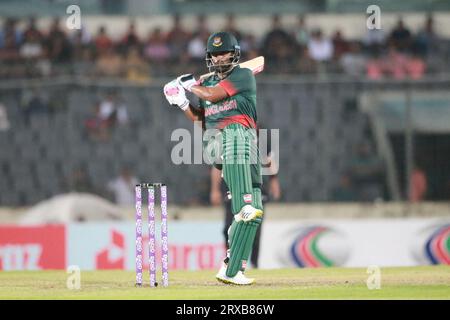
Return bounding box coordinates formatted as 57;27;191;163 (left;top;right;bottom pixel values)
198;75;215;108
218;67;255;97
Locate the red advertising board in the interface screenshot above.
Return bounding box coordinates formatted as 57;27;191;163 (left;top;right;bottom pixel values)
0;225;66;270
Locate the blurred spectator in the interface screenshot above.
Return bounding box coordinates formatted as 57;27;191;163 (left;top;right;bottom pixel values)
85;92;129;141
409;165;427;202
98;92;129;126
94;26;113;55
47;18;65;45
166;14;191;63
415;14;438;58
107;166;139;206
340;41;366;77
71;26;92;61
331;29;349;60
363;28;386;56
0;17;22;49
332;173;357;202
349;142;384;202
0;30;20;62
224;14;243;42
261;15;291;58
72;24;92;46
124;46;150;83
239;34;259;60
292;14;309;49
296;45;315;74
307;29;333;62
96;47;123;77
194;14;210;37
20;18;51;77
22;16;42;43
85;100;110;141
20;27;44;60
143;27;170;76
188;15;210;63
121;20;140;52
389;18;412;52
261;15;294;72
307;28;333;75
45;18;72;64
143;27;170;63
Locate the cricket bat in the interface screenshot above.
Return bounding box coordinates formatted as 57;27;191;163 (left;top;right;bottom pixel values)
199;56;265;81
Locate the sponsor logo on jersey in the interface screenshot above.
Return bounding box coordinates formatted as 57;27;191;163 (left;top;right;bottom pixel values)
243;194;252;203
204;99;238;117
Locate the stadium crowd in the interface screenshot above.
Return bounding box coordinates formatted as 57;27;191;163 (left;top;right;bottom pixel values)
0;14;447;80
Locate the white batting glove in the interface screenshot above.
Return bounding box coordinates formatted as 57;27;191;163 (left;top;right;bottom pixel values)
177;74;198;92
163;80;189;111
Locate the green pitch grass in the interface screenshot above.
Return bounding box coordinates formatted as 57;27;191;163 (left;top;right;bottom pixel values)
0;266;449;300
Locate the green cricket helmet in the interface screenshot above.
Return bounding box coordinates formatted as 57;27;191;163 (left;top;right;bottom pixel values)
205;31;241;75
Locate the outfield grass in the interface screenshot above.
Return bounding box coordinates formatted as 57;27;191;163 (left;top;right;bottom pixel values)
0;266;449;300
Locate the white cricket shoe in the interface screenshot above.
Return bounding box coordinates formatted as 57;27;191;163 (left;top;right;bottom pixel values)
216;265;255;285
215;263;227;279
235;205;263;222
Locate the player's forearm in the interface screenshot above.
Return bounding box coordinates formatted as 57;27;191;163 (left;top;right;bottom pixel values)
184;105;204;126
191;86;216;102
191;86;226;103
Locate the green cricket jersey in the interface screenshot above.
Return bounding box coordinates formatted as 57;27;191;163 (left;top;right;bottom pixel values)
198;66;257;130
199;66;262;187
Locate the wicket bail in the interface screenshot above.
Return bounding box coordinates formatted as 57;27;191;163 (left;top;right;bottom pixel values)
135;183;169;287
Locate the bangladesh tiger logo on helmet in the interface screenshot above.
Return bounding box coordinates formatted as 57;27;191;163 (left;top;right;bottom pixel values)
212;36;223;47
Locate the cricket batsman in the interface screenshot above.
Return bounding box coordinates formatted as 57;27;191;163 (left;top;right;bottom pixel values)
163;31;263;285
